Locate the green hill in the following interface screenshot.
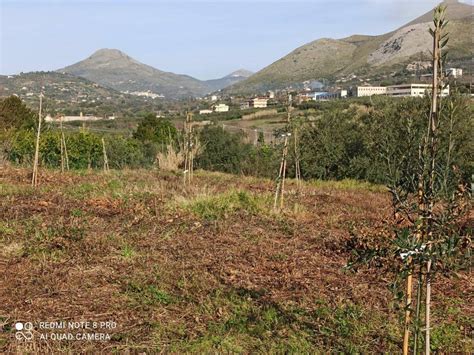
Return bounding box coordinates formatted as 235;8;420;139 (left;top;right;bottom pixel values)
0;71;163;117
59;49;252;99
229;0;473;94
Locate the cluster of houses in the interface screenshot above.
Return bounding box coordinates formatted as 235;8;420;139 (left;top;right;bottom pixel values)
122;90;165;99
199;103;229;114
199;75;462;115
350;67;462;98
298;80;457;102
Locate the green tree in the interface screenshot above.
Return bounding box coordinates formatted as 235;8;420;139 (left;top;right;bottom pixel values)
133;113;177;145
67;131;102;169
0;96;36;131
299;109;366;180
196;125;252;174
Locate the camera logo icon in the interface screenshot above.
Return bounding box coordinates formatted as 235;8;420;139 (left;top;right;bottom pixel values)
15;322;33;341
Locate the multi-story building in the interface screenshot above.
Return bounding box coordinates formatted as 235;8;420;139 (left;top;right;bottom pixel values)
213;103;229;112
356;86;387;97
249;98;268;108
44;112;115;122
356;84;449;98
386;83;449;97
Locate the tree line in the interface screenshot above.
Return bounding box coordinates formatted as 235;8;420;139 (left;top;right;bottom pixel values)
1;94;472;187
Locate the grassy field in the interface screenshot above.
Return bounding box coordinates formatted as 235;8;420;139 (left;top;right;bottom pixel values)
0;166;472;353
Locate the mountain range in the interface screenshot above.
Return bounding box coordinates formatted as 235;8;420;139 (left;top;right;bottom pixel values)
0;71;164;116
3;0;473;101
229;0;473;93
58;49;252;99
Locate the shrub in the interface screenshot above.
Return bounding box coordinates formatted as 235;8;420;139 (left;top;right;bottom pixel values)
196;125;252;174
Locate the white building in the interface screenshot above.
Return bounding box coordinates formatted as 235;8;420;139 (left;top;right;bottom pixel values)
210;95;218;101
386;83;449;97
356;84;449;98
213;103;229;112
44;112;115;122
267;91;275;99
446;68;463;78
199;109;213;115
125;90;164;99
356;86;387;97
249;98;268;108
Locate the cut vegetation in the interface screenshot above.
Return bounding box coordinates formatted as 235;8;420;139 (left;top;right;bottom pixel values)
0;167;471;352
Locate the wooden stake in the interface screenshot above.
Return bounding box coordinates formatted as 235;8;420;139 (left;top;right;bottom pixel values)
102;137;109;172
59;115;69;172
403;265;413;355
273;145;286;210
294;126;301;186
404;173;426;354
273;94;293;211
31;93;43;187
63;133;70;171
60;124;64;173
183;112;194;186
280;139;288;210
413;271;424;354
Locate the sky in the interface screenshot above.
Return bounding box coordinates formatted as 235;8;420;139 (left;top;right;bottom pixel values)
0;0;469;80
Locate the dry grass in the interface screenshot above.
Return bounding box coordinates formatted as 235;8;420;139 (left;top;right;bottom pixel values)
242;109;278;120
0;166;471;353
156;143;184;172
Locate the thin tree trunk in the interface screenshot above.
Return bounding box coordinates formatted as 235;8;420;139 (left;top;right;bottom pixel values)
425;9;442;353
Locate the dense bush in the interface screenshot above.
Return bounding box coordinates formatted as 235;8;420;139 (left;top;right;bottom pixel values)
195;125;278;177
7;130;151;170
105;135;148;169
297;95;473;185
196;126;252;174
